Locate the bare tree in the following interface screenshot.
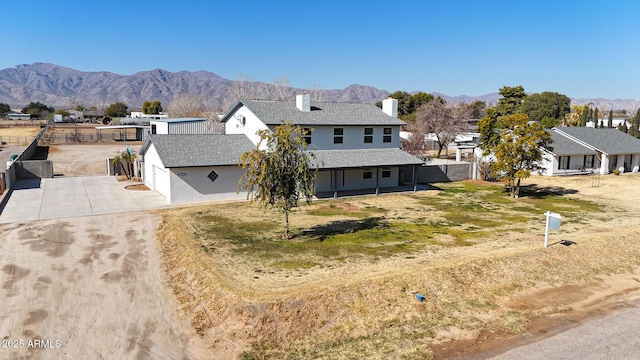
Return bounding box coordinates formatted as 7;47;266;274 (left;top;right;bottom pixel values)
404;121;428;158
266;76;294;101
167;94;224;133
307;83;327;102
415;100;470;158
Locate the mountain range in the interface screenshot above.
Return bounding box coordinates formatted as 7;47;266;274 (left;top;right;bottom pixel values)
0;63;638;112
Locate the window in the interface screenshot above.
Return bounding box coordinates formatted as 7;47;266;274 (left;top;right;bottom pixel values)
383;127;392;143
303;127;312;145
207;170;219;182
334;128;343;144
584;155;594;168
382;169;391;178
364;128;373;143
559;156;570;170
363;171;372;179
151;124;157;134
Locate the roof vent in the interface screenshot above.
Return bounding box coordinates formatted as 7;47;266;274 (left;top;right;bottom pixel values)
296;94;311;112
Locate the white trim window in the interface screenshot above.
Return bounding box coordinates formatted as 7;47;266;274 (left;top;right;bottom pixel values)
559;156;570;170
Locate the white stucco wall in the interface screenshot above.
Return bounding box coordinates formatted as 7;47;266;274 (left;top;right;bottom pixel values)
168;166;247;203
302;126;401;150
150;121;169;134
315;167;399;192
225;107;269;149
141;144;171;202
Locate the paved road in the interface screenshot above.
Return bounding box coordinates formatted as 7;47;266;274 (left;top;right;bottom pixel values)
0;176;168;223
490;304;640;360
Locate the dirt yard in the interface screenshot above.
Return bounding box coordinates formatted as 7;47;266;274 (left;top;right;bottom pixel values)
46;143;143;176
0;213;210;359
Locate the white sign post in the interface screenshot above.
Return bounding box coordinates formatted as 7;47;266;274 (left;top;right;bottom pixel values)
544;211;562;248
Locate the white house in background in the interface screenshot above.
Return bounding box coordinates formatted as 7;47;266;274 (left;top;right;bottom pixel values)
540;127;640;175
140;95;424;204
130;111;169;119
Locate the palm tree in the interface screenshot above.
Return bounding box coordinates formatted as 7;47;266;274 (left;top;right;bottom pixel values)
112;148;137;179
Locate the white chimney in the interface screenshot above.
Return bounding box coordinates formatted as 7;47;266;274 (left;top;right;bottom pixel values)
296;94;311;112
382;98;398;118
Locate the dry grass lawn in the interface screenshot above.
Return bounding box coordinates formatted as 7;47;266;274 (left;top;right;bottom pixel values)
156;174;640;359
0;126;41;145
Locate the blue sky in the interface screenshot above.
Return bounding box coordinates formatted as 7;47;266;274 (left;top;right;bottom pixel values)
2;0;639;99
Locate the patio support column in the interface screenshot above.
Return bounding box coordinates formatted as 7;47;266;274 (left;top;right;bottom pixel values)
456;148;462;162
375;167;380;195
412;165;417;192
600;154;609;174
333;169;338;199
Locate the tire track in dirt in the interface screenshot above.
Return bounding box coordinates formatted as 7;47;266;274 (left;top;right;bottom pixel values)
0;214;207;359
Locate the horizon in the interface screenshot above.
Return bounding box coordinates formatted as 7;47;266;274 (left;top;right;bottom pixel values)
2;1;639;100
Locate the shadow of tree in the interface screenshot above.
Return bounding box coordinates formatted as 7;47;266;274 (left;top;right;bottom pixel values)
300;217;388;241
516;184;579;198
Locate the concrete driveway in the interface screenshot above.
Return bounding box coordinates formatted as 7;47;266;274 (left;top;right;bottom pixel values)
0;176;168;223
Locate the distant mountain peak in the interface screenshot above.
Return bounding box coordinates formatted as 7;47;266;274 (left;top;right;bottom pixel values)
0;63;637;112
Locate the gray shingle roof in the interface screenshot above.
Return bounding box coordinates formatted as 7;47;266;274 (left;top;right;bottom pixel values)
554;127;640;154
221;99;406;126
548;131;596;156
311;148;424;169
143;134;255;167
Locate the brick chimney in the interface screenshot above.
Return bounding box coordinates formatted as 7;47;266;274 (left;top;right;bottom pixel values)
382;97;398;118
296;94;311;112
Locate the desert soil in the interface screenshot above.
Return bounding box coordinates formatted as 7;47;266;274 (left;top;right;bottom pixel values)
46;143;143;176
0;213;209;359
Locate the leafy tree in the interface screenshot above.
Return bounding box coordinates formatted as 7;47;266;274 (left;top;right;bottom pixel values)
521;91;571;123
608;109;613;128
593;107;599;125
238;121;317;239
617;121;628;133
414;99;469;158
467;100;487;119
478;107;503;155
495;85;527;117
411;92;434;110
630;109;640;138
105;102;129;117
490;114;552;198
22;101;54;118
540;116;559;128
581;107;590;127
142;100;162;114
0;102;10;113
112;148;137;180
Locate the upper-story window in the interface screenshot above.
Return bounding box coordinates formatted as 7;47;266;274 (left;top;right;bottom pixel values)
151;124;157;134
364;128;373;143
383;128;392;143
303;128;312;145
333;128;343;144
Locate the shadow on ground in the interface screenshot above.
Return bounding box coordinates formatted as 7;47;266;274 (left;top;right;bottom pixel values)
300;217;387;241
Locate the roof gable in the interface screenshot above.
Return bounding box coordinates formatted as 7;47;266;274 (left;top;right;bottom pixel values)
221;99;406;126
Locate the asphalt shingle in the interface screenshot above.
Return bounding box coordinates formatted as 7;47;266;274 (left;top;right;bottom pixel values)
554;127;640;154
311;148;424;169
145;134;255;167
223;99;406;126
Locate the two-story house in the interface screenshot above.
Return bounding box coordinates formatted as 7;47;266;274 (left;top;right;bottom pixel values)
139;95;424;203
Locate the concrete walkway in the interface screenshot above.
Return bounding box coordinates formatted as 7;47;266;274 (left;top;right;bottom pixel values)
0;176;169;223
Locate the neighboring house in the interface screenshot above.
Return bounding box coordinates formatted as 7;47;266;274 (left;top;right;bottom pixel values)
140;95;424;204
540;127;640;175
149;118;221;135
131;111;169;119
